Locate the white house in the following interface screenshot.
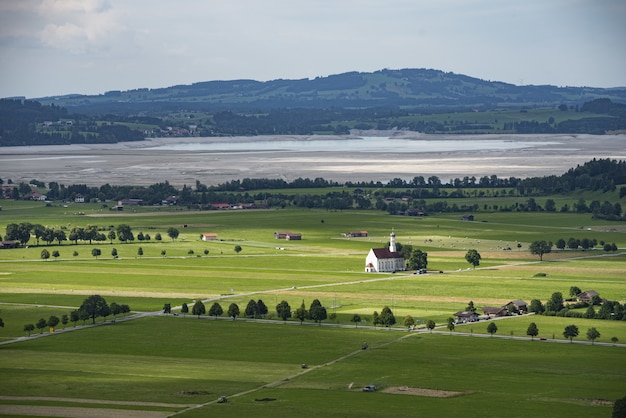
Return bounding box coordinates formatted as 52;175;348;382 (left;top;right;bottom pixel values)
365;231;405;273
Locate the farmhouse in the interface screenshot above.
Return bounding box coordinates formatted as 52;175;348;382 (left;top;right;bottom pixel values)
274;231;302;240
482;306;506;317
0;240;19;249
365;231;405;273
460;214;474;221
345;230;368;238
505;299;528;314
201;233;217;241
454;311;479;323
577;290;599;303
74;194;85;203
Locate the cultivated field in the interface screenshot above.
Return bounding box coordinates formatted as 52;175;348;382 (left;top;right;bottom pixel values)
0;202;625;417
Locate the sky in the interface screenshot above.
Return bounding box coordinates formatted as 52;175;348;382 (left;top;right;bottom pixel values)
1;0;625;99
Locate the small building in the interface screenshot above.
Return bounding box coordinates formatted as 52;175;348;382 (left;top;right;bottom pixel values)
347;231;368;238
202;233;217;241
365;231;405;273
577;290;599;303
274;231;302;240
505;300;528;314
460;214;474;221
454;311;479;323
118;198;143;206
211;203;231;210
0;240;19;249
31;191;47;201
482;306;507;317
74;194;85;203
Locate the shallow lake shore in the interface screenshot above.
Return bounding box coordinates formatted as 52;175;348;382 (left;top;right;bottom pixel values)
1;133;625;187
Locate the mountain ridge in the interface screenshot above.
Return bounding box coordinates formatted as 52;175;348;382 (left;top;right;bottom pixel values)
34;68;626;114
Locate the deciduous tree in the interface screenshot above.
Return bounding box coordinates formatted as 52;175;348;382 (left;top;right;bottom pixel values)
426;319;436;333
79;295;109;324
181;303;189;317
487;322;498;336
526;322;539;340
465;249;481;269
586;327;600;344
350;314;362;327
379;306;396;328
529;240;552;261
192;300;206;318
227;303;240;320
563;324;579;343
47;315;60;332
276;300;291;322
209;302;223;319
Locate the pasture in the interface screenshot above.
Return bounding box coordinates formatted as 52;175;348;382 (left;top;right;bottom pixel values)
0;202;625;416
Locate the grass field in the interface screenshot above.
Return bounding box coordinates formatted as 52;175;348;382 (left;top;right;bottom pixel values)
0;202;625;416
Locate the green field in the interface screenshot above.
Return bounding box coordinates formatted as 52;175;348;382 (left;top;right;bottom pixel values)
0;202;625;417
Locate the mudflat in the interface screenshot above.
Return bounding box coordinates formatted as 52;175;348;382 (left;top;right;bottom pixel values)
1;133;624;186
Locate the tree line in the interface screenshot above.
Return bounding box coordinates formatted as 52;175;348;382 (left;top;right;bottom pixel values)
22;295;130;336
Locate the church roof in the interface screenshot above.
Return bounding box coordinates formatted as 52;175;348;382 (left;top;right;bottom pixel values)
371;248;403;259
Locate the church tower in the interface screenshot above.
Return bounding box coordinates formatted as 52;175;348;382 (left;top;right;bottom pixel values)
389;231;397;253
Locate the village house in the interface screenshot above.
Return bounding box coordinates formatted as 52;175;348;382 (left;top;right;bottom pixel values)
453;311;479;323
118;198;143;206
345;231;368;238
482;306;507;318
505;300;528;314
274;231;302;240
365;231;405;273
201;233;217;241
30;191;47;201
460;214;474;221
74;194;85;203
577;290;600;303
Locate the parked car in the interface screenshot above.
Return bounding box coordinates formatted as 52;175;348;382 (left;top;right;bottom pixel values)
362;385;377;392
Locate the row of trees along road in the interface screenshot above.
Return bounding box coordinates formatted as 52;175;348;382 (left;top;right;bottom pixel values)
21;295;130;336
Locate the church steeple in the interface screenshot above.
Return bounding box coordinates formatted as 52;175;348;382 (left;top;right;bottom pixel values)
389;231;396;253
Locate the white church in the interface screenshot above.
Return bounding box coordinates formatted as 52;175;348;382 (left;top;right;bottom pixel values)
365;231;405;273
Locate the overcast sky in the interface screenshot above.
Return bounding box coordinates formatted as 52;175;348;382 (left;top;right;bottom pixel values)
1;0;625;99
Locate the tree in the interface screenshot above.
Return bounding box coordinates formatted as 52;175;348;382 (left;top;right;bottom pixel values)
116;224;134;243
203;249;209;256
529;240;552;261
73;250;79;257
613;395;626;418
47;315;60;332
487;322;498;336
161;249;166;257
403;315;416;330
162;303;171;314
245;299;258;318
137;247;143;257
526;322;539;340
24;323;35;336
466;300;477;313
426;319;436;333
586;327;600;344
563;324;579;343
167;227;179;241
110;302;121;322
584;306;596;319
227;303;240;320
257;299;268;317
36;318;47;333
446;317;455;333
555;238;566;250
309;299;327;325
569;286;582;298
61;314;69;329
91;248;101;259
350;313;362;327
107;230;116;244
79;295;109;324
70;310;80;327
407;248;428;270
52;250;60;260
40;249;50;261
294;300;308;324
379;306;396;328
372;311;380;327
209;302;223;319
234;245;242;254
276;300;291;322
611;336;619;346
529;299;545;314
79;309;90;325
181;303;189;317
546;292;564;312
155;233;162;241
111;248;118;258
192;300;206;318
465;249;481;269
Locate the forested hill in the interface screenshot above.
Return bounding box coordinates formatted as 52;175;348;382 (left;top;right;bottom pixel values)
35;68;626;113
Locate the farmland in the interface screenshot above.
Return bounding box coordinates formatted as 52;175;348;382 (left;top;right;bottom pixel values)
0;202;625;417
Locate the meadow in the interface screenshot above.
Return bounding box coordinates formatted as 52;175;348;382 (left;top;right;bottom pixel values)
0;201;625;417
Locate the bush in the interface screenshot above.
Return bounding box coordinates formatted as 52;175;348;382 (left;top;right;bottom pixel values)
533;272;548;277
